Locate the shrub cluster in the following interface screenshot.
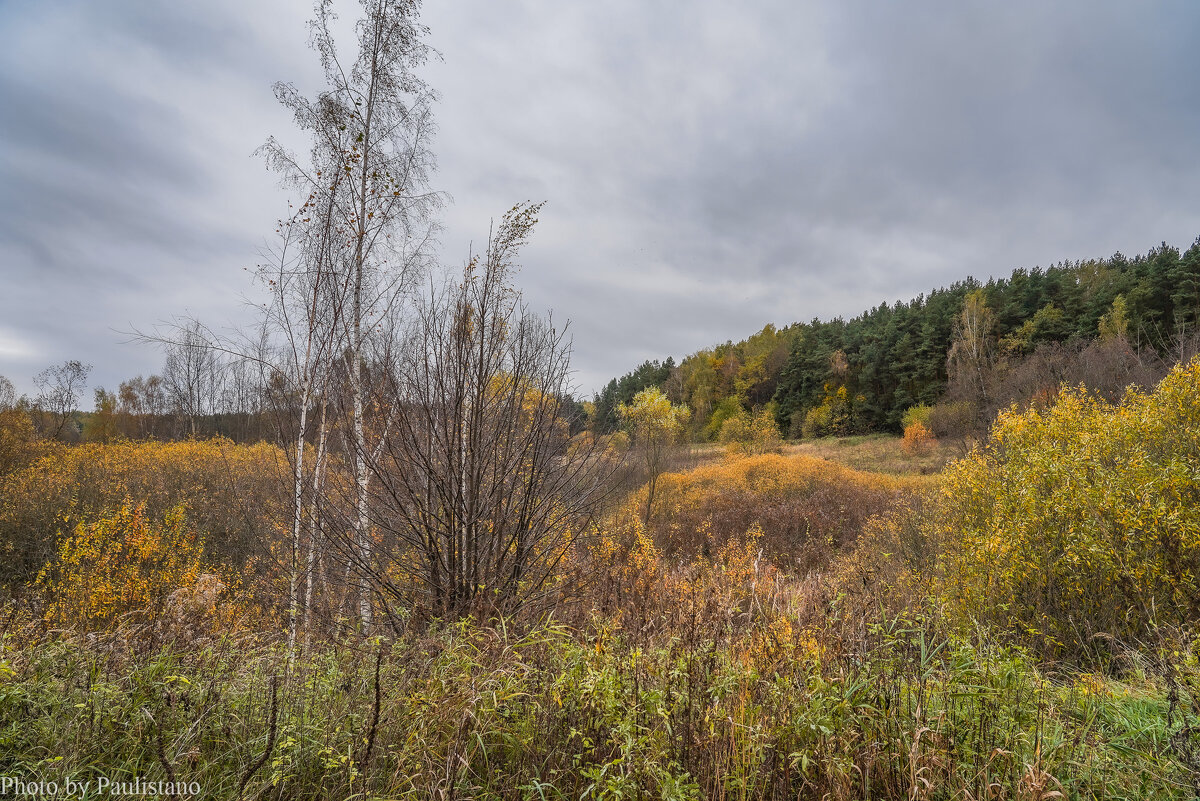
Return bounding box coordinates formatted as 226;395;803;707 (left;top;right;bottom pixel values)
932;359;1200;662
0;438;284;587
632;451;922;572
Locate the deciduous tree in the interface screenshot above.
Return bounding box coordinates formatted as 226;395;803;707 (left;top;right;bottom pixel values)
260;0;442;631
33;359;90;440
619;386;689;523
363;204;610;618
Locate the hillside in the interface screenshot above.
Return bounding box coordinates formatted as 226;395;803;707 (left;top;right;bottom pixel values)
594;236;1200;438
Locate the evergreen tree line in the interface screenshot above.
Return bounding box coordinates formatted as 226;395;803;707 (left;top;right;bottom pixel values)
593;236;1200;439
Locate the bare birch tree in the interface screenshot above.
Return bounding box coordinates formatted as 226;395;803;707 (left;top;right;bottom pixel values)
34;359;91;440
0;375;15;410
946;288;996;430
162;322;223;438
254;198;347;652
260;0;441;630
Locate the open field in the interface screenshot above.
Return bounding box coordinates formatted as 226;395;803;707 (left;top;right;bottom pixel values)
2;363;1200;798
786;433;960;476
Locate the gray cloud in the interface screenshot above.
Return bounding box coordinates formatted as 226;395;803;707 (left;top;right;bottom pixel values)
2;0;1199;398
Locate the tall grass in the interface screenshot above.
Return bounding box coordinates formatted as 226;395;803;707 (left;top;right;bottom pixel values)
5;362;1200;798
1;614;1193;800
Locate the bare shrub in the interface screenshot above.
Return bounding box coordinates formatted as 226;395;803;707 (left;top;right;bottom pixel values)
355;205;613;619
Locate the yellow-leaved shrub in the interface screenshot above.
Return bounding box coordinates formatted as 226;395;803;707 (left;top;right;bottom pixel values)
36;501;222;631
0;438;284;585
0;406;60;479
718;407;783;456
934;358;1200;661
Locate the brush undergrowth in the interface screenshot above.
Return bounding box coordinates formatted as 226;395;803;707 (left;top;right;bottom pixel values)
3;363;1200;798
1;615;1195;800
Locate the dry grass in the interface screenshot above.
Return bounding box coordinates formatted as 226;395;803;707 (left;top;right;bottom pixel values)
786;433;962;476
630;451;927;571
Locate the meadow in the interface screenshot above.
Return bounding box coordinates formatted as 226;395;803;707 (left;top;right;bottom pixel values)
2;360;1199;799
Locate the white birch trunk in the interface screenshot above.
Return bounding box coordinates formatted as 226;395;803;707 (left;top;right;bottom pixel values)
303;400;328;650
287;381;310;655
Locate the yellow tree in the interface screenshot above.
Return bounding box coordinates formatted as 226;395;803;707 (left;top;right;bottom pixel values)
946;288;996;428
619;387;689;523
718;406;782;455
1098;294;1130;341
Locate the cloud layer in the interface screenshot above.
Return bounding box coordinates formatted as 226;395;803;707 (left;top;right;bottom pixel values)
3;0;1199;397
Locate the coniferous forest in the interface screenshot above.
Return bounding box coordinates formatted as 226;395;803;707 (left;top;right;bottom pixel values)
593;239;1200;440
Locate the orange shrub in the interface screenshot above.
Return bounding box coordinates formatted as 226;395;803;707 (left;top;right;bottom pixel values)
581;451;922;660
638;452;922;572
901;421;936;456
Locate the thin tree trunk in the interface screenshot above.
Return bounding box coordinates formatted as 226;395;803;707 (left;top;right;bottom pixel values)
350;30;381;633
350;261;374;631
304;400;328;650
287;382;310;655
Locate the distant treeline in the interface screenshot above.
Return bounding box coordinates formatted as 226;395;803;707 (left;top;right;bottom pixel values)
594;237;1200;438
2;357;590;451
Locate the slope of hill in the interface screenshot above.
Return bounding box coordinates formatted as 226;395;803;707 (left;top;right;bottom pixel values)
594;236;1200;438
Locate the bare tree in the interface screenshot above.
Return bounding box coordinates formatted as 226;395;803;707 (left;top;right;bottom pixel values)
34;359;91;440
358;204;610;619
944;288;996;431
0;375;15;410
162;322;225;438
118;375;168;439
219;358;265;441
260;0;442;630
253;189;348;652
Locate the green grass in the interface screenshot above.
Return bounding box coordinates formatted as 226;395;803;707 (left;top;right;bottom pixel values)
1;615;1195;800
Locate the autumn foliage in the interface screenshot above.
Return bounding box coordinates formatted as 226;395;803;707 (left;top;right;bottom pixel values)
36;501;216;631
4;356;1200;797
930;358;1200;660
900;421;935;456
718;406;783;455
0;438;285;586
634;451;923;571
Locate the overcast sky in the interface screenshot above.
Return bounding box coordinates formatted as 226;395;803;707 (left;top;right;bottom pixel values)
3;1;1199;399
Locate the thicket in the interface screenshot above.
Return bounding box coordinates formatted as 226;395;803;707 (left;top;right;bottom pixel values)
625;452;923;570
0;438;284;588
937;359;1200;663
840;358;1200;669
717;406;783;456
36;502;213;631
